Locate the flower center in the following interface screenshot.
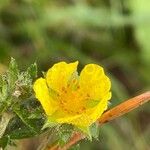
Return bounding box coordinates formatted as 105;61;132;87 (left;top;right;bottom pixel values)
59;84;87;115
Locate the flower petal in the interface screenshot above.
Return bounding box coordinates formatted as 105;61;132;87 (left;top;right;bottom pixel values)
50;109;81;123
46;61;78;92
87;92;112;124
33;78;57;116
69;92;111;127
79;64;111;100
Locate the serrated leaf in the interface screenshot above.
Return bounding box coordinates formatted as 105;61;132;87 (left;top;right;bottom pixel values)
0;136;9;149
15;71;33;98
0;77;8;101
0;104;45;148
8;58;19;91
28;107;43;119
9;58;19;74
13;98;45;134
42;117;58;130
1;116;40;140
58;132;71;146
0;113;13;139
27;63;37;79
58;124;74;146
77;126;91;140
2;81;8;100
0;103;7;114
0;77;10;113
90;122;99;140
8;58;19;84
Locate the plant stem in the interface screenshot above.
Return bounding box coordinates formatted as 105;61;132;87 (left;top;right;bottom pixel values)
98;91;150;124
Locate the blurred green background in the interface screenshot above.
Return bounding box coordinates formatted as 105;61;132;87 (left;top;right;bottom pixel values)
0;0;150;150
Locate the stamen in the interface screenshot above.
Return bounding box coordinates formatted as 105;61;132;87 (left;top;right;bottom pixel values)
62;87;65;91
62;86;67;93
87;94;90;97
77;85;80;89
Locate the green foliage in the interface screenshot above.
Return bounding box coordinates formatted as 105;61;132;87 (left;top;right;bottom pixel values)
0;58;45;149
42;117;58;130
89;123;99;140
57;124;74;147
13;98;44;134
0;58;37;114
27;63;37;79
8;58;19;91
76;123;100;141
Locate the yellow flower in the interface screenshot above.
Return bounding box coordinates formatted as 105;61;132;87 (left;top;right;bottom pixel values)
33;61;111;129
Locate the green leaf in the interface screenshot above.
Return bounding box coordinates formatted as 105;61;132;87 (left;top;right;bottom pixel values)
0;116;40;148
76;123;99;141
1;116;40;140
15;71;33;98
57;124;74;147
1;80;8;100
0;103;8;114
89;122;99;140
0;136;10;149
42;117;58;130
0;113;13;139
0;76;10;114
27;63;37;79
9;58;19;75
58;132;71;146
13;98;45;135
0;100;45;148
8;58;19;90
77;126;91;140
28;107;44;119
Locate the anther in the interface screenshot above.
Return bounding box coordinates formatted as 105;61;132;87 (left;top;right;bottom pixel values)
62;87;65;91
81;107;86;111
72;79;76;83
62;86;68;93
76;111;80;114
77;85;80;89
64;108;68;112
87;94;90;97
